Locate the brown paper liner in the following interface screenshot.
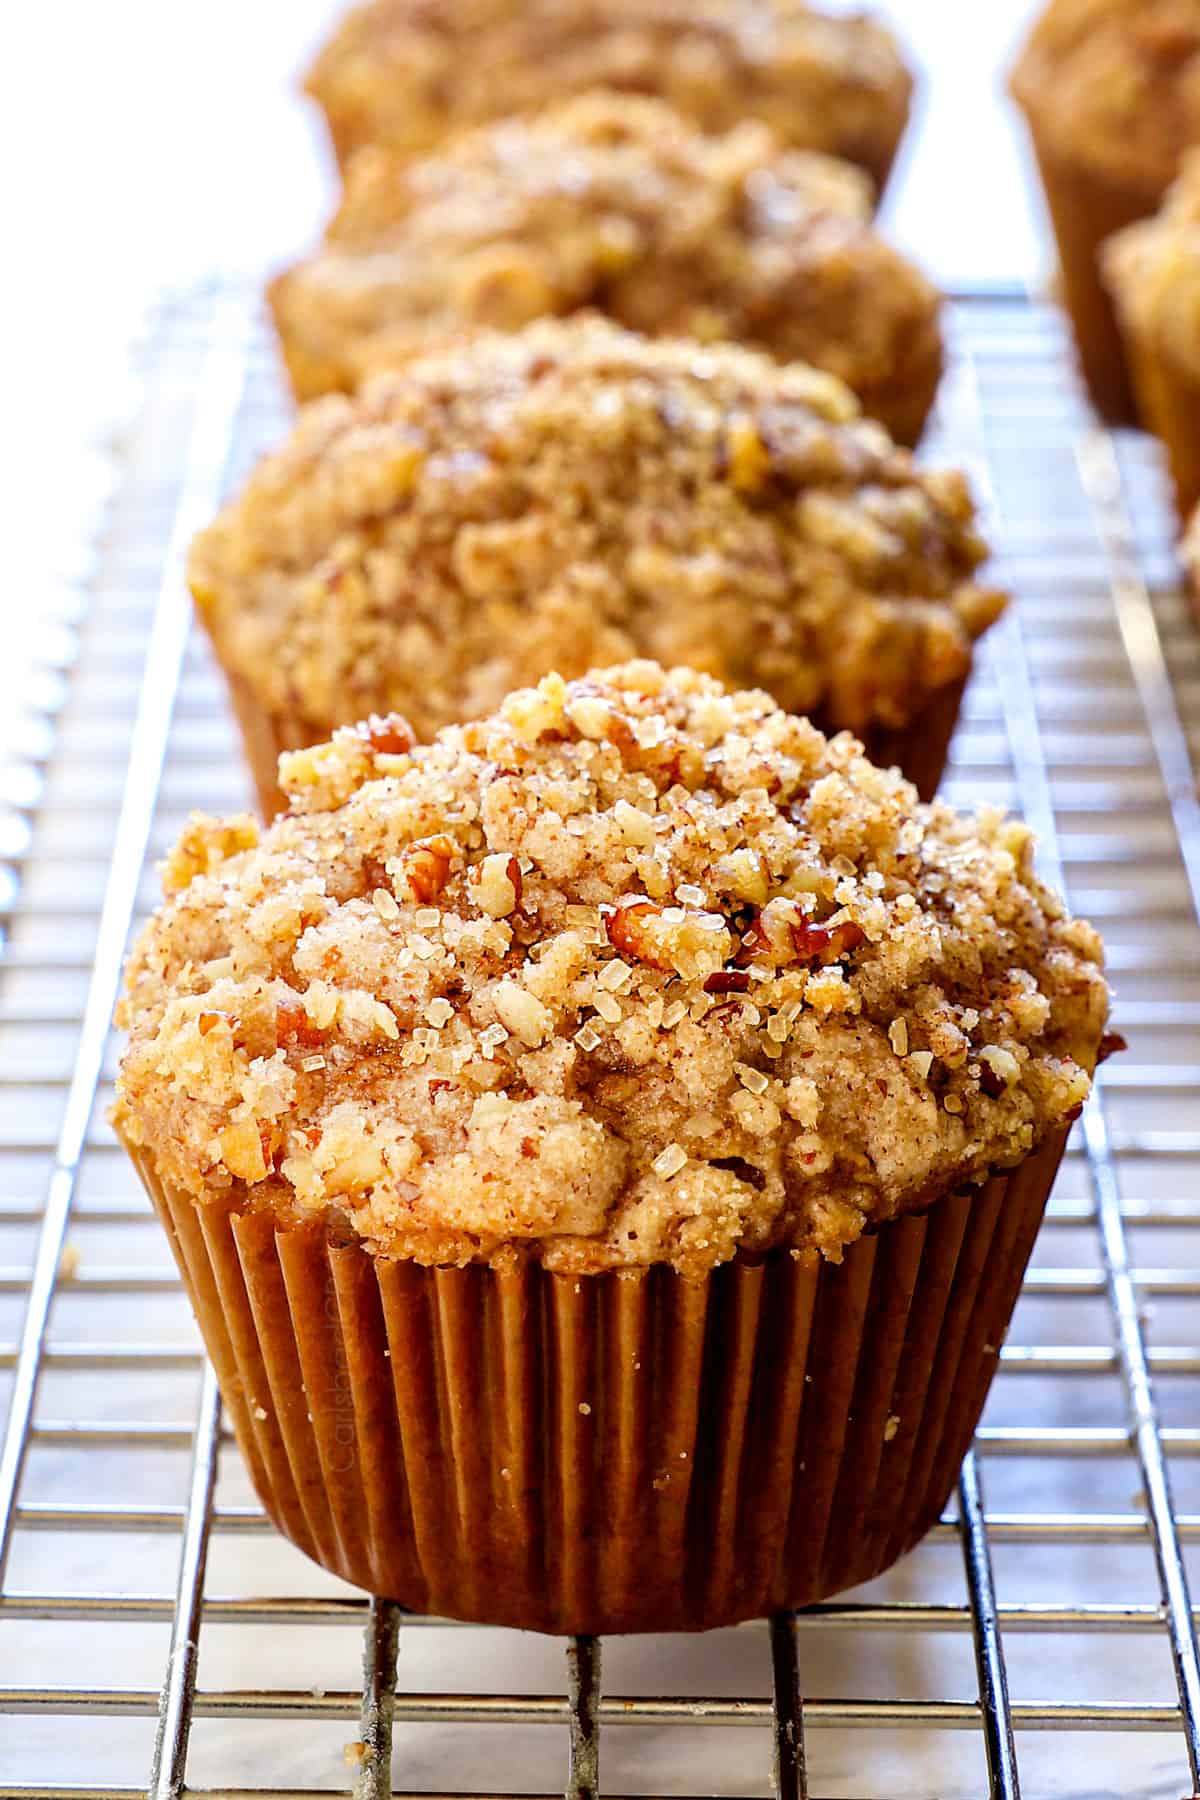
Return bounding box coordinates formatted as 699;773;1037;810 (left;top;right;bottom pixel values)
857;355;942;452
222;672;307;820
1113;313;1200;526
122;1125;1065;1635
861;131;904;212
859;671;967;806
1018;112;1165;423
220;666;968;823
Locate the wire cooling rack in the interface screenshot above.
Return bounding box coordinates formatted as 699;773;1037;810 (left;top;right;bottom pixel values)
0;285;1199;1800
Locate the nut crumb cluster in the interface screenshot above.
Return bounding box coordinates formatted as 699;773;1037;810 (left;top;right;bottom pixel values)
271;90;942;442
1011;0;1200;189
190;317;1003;759
306;0;913;194
114;663;1110;1277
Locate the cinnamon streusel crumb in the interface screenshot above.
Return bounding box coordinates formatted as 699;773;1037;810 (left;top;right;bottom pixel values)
306;0;913;193
113;663;1110;1278
190;317;1003;762
270;91;942;441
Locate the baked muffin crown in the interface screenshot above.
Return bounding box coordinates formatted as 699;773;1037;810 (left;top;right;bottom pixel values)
305;0;913;188
271;90;941;435
191;317;1001;748
327;89;875;250
114;662;1110;1277
1105;149;1200;369
1012;0;1200;188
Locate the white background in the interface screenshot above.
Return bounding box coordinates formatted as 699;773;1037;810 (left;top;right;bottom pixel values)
5;0;1048;400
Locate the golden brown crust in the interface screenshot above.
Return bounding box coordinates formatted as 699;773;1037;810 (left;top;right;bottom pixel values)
1011;0;1200;190
305;0;913;191
270;92;942;441
114;663;1110;1277
191;317;1002;756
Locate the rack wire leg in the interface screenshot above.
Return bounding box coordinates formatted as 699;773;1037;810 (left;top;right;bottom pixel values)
958;1451;1021;1799
769;1611;809;1800
566;1634;601;1800
148;1366;222;1800
354;1597;402;1800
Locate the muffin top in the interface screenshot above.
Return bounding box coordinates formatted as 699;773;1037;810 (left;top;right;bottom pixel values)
1011;0;1200;189
271;91;941;437
1105;150;1200;368
114;662;1110;1277
305;0;912;189
190;318;1001;749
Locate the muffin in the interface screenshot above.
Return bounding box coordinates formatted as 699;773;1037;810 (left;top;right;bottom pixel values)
270;91;943;444
113;661;1111;1634
1106;152;1200;518
1182;501;1200;624
189;319;1004;817
1011;0;1200;422
305;0;914;200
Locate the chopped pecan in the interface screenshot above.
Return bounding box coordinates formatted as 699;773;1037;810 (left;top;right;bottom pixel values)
703;969;751;994
602;709;703;789
977;1063;1006;1099
361;713;416;756
395;833;459;903
275;1001;325;1049
469;852;522;918
605;900;671;969
790;919;865;965
732;912;771;968
710;1156;766;1191
1098;1031;1127;1064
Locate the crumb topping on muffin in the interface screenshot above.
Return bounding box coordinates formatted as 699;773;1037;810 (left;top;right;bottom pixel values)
271;91;942;438
114;663;1110;1277
1105;150;1200;371
306;0;913;188
1012;0;1200;188
190;318;1002;753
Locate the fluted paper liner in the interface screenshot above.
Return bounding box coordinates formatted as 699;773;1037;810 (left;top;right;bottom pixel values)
1018;112;1164;424
859;674;967;811
221;669;969;822
123;1125;1065;1635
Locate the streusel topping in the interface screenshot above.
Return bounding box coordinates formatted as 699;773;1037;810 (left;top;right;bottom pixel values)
114;663;1110;1277
306;0;912;189
190;318;1002;751
1105;151;1200;373
1012;0;1200;188
271;91;941;439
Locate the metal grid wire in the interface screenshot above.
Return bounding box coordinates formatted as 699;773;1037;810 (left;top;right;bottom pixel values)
0;284;1199;1798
